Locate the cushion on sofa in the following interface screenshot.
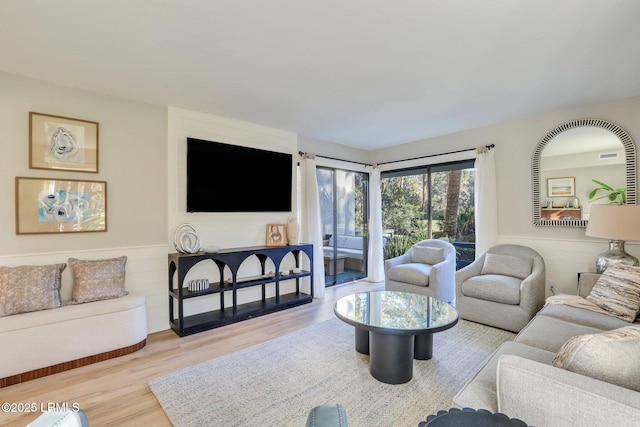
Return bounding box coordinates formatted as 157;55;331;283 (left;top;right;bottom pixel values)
514;315;605;353
586;264;640;322
0;264;66;316
69;256;128;303
461;274;521;304
411;246;444;265
538;301;632;330
552;325;640;391
387;263;431;287
327;235;348;248
481;253;532;280
342;236;363;250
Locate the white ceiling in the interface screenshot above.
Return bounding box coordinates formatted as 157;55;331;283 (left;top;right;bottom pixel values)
2;0;640;151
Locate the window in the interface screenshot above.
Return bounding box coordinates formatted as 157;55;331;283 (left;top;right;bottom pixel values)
381;160;475;269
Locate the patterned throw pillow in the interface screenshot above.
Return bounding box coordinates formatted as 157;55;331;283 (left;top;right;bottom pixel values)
552;325;640;391
411;246;445;265
0;264;66;316
69;256;128;303
586;264;640;322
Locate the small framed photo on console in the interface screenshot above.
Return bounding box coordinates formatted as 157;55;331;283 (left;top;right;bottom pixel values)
266;223;286;247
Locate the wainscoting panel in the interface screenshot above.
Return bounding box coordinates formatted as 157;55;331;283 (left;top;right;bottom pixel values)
0;245;169;333
499;235;639;296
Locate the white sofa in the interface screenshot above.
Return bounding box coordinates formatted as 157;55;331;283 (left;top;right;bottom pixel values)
1;293;147;387
0;259;147;387
323;235;364;270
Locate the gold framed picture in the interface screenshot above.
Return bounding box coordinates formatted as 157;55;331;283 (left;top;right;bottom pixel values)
266;223;286;247
29;112;99;173
547;177;575;197
15;177;107;235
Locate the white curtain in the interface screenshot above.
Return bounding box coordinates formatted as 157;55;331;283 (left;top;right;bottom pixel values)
302;156;326;298
367;167;385;282
474;147;498;256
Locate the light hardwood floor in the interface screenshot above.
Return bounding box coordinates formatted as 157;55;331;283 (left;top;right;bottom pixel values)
0;280;382;426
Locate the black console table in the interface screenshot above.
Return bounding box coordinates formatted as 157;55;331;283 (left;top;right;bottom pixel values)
168;244;313;336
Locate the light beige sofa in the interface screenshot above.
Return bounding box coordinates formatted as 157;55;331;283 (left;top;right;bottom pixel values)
454;272;640;427
0;259;147;387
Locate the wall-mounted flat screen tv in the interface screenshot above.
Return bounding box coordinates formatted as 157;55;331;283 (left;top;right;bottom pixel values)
186;137;292;212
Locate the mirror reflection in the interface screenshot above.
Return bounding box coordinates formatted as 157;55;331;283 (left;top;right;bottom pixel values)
532;119;636;228
540;127;625;221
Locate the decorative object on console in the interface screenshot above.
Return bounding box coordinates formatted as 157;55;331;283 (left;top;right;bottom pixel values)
201;244;220;253
585;204;640;273
15;177;107;234
266;223;286;247
173;223;201;254
187;279;209;292
287;217;300;245
29;112;99;173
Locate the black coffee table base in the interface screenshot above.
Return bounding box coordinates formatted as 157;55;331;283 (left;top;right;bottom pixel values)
354;328;435;384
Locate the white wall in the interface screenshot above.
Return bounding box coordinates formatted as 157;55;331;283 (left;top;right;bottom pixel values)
4;69;640;332
0;72;169;332
372;95;640;296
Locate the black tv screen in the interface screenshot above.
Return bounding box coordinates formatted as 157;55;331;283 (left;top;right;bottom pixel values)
186;137;293;212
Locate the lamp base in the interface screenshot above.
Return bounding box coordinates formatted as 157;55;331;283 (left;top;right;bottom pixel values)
595;240;639;273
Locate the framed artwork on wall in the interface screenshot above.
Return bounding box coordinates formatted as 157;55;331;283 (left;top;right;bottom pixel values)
29;112;99;173
15;177;107;234
547;177;575;197
266;223;286;247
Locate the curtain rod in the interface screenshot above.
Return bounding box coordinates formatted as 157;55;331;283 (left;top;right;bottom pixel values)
298;151;373;167
298;143;495;168
376;144;495;166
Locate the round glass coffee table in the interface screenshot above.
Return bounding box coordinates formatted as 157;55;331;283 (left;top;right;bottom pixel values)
334;290;458;384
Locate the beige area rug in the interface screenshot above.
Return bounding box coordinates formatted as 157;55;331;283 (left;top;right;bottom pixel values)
148;318;514;427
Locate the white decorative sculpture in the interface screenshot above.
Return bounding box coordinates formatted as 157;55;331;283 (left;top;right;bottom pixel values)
173;223;201;254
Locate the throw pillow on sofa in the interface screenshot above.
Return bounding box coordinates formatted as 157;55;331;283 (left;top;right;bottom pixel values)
552;324;640;391
0;264;66;316
411;246;444;265
69;256;128;303
586;264;640;322
480;253;532;280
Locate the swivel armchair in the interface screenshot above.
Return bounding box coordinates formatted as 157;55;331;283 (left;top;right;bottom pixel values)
455;244;545;332
385;239;456;303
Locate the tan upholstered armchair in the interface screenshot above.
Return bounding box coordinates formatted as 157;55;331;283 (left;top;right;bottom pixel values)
455;244;545;332
384;239;456;303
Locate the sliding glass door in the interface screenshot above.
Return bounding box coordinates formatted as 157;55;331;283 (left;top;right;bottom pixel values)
317;167;369;287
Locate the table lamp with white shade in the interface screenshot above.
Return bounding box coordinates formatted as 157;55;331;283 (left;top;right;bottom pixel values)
585;204;640;273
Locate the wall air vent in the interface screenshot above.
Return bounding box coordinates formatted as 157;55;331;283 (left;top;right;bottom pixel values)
599;152;619;160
